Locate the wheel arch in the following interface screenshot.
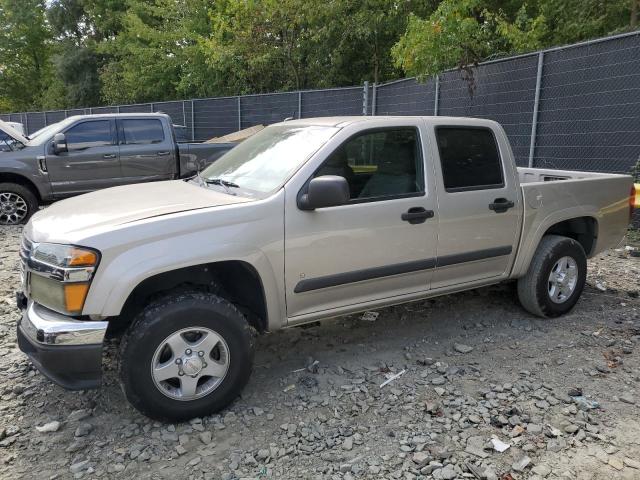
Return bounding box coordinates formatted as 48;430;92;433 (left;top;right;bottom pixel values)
542;216;598;257
512;211;599;278
109;260;269;335
0;172;42;202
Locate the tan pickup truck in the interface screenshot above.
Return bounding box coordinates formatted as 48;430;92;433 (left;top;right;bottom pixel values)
15;116;634;421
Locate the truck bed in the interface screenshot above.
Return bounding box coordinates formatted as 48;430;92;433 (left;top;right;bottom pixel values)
517;166;625;184
511;167;632;277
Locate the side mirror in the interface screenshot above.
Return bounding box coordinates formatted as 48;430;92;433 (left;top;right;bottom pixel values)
52;133;68;154
298;175;350;210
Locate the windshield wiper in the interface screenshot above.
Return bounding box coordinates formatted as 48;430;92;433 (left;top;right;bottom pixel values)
203;177;240;195
205;178;240;188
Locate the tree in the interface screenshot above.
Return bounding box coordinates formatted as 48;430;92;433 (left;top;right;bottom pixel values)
392;0;636;80
203;0;437;94
0;0;54;111
392;0;547;80
45;0;126;108
100;0;218;104
310;0;437;86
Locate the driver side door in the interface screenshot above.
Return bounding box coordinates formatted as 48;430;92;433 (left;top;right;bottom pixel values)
47;118;122;197
284;121;439;321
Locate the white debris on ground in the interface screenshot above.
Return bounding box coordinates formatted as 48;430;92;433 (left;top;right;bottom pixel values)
1;225;640;479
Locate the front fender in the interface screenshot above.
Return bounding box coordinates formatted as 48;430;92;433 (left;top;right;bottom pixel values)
82;192;286;329
0;157;52;200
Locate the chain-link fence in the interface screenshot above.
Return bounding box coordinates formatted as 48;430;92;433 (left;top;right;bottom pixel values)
2;31;639;174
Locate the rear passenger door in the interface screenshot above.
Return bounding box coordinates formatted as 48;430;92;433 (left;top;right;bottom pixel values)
118;118;177;184
430;124;521;289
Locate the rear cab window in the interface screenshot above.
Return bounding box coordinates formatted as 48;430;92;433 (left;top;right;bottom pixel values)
435;127;504;192
120;119;165;145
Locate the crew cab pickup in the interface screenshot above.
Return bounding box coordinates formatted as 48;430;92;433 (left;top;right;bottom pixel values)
0;114;234;225
15;116;633;421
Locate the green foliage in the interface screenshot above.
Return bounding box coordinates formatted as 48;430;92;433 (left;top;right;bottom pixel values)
392;0;636;79
100;0;223;103
0;0;637;112
0;0;54;111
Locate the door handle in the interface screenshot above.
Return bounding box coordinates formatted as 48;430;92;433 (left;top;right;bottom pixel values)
103;154;117;159
157;151;170;156
489;198;515;213
401;207;434;224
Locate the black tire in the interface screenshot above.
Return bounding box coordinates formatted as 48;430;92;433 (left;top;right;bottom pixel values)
517;235;587;318
119;290;255;422
0;182;38;225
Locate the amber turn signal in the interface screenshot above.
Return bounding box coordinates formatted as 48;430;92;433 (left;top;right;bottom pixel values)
64;283;90;314
68;248;98;267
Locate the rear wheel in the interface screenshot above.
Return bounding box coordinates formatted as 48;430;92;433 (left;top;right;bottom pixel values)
517;235;587;318
119;290;255;421
0;183;38;225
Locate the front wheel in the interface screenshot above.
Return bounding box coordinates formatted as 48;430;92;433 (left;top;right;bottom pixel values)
119;291;255;421
0;183;38;225
517;235;587;318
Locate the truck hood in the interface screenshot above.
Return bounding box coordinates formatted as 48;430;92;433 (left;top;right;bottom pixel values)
0;119;29;145
26;180;252;242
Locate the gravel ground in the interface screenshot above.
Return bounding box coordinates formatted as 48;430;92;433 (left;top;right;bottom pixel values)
2;225;640;480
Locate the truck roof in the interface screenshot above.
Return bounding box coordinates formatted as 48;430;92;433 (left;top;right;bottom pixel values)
65;113;171;121
276;116;501;128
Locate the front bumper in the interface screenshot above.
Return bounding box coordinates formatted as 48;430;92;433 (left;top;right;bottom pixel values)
16;300;108;390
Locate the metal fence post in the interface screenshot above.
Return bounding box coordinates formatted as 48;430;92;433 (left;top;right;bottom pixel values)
298;91;302;119
371;83;377;116
528;52;544;168
182;101;187;127
150;103;154;113
434;75;440;116
23;113;29;135
362;81;369;115
190;100;195;141
237;96;242;131
44;111;48;127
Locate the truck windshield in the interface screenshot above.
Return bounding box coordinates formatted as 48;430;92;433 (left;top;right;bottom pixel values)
0;131;23;151
29;122;63;141
201;125;339;195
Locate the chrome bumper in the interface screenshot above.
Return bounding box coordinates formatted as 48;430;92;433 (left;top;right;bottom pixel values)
20;301;108;346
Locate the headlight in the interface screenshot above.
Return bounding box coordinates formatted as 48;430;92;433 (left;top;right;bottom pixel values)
28;243;100;315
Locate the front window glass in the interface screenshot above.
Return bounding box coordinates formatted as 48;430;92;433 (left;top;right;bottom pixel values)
65;120;112;150
314;128;423;200
201;125;339;194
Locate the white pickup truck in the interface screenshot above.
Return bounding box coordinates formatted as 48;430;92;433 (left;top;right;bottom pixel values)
16;116;633;421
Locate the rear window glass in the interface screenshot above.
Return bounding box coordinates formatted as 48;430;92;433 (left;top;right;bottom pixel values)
436;127;503;192
121;119;165;145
